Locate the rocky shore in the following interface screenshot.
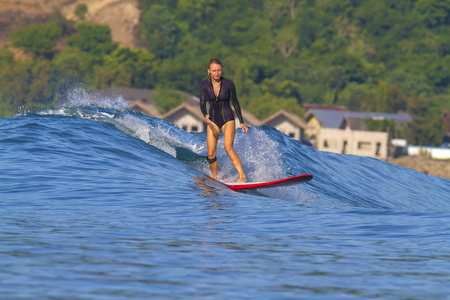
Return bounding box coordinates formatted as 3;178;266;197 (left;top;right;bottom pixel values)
387;156;450;179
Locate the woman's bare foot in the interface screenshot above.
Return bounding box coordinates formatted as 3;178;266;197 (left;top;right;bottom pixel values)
236;176;247;183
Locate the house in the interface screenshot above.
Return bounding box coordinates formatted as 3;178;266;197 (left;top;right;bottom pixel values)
304;109;412;138
304;109;349;138
128;101;162;118
163;102;206;133
341;112;411;131
260;110;308;141
317;128;389;160
308;109;413;160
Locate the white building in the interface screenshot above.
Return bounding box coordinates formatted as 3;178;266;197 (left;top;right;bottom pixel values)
317;128;389;160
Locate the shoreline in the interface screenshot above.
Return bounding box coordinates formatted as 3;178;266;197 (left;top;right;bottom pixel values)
386;156;450;179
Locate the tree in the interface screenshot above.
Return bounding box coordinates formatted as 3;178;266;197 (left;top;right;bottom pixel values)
141;5;179;59
331;51;367;84
67;23;117;54
52;47;97;77
264;0;299;27
376;81;388;112
415;0;450;28
246;93;304;120
93;64;131;89
0;48;17;117
0;58;32;113
0;48;14;66
275;26;298;58
28;60;53;105
10;23;61;58
50;8;76;36
339;83;375;111
102;47;156;88
74;4;88;21
260;78;302;101
404;93;447;146
176;0;218;25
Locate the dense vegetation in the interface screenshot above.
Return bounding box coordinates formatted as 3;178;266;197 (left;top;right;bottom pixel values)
1;0;449;145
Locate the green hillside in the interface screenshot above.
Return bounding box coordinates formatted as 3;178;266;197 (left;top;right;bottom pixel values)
1;0;449;145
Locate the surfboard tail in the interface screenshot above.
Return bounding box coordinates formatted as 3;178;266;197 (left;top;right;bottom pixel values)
223;174;313;191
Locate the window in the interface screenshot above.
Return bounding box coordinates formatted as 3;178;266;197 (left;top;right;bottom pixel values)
358;141;371;151
375;142;381;156
191;126;198;132
342;140;347;154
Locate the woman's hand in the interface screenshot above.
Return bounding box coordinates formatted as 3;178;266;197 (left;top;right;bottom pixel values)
204;114;212;124
240;123;249;134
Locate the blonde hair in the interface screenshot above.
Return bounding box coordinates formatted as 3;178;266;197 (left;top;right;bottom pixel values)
208;58;223;68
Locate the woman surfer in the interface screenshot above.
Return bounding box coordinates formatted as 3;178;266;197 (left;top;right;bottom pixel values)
199;59;248;183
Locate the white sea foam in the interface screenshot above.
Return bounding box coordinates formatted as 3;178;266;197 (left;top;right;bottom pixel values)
114;114;177;157
217;127;284;182
63;88;130;111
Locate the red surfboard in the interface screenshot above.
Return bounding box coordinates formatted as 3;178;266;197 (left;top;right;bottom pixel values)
223;174;313;191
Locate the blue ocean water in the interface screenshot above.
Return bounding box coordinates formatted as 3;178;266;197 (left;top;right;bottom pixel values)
1;91;450;299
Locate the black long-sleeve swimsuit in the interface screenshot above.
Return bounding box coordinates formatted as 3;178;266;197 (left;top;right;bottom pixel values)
199;77;244;129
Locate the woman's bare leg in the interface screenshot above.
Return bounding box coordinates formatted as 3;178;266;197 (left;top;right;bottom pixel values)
206;122;220;179
222;121;246;182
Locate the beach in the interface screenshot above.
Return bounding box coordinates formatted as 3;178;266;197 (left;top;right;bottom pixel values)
387;156;450;179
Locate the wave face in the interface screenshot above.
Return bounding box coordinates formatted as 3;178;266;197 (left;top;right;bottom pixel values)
1;90;450;299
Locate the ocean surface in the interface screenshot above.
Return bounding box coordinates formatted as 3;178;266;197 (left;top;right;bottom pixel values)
1;90;450;299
